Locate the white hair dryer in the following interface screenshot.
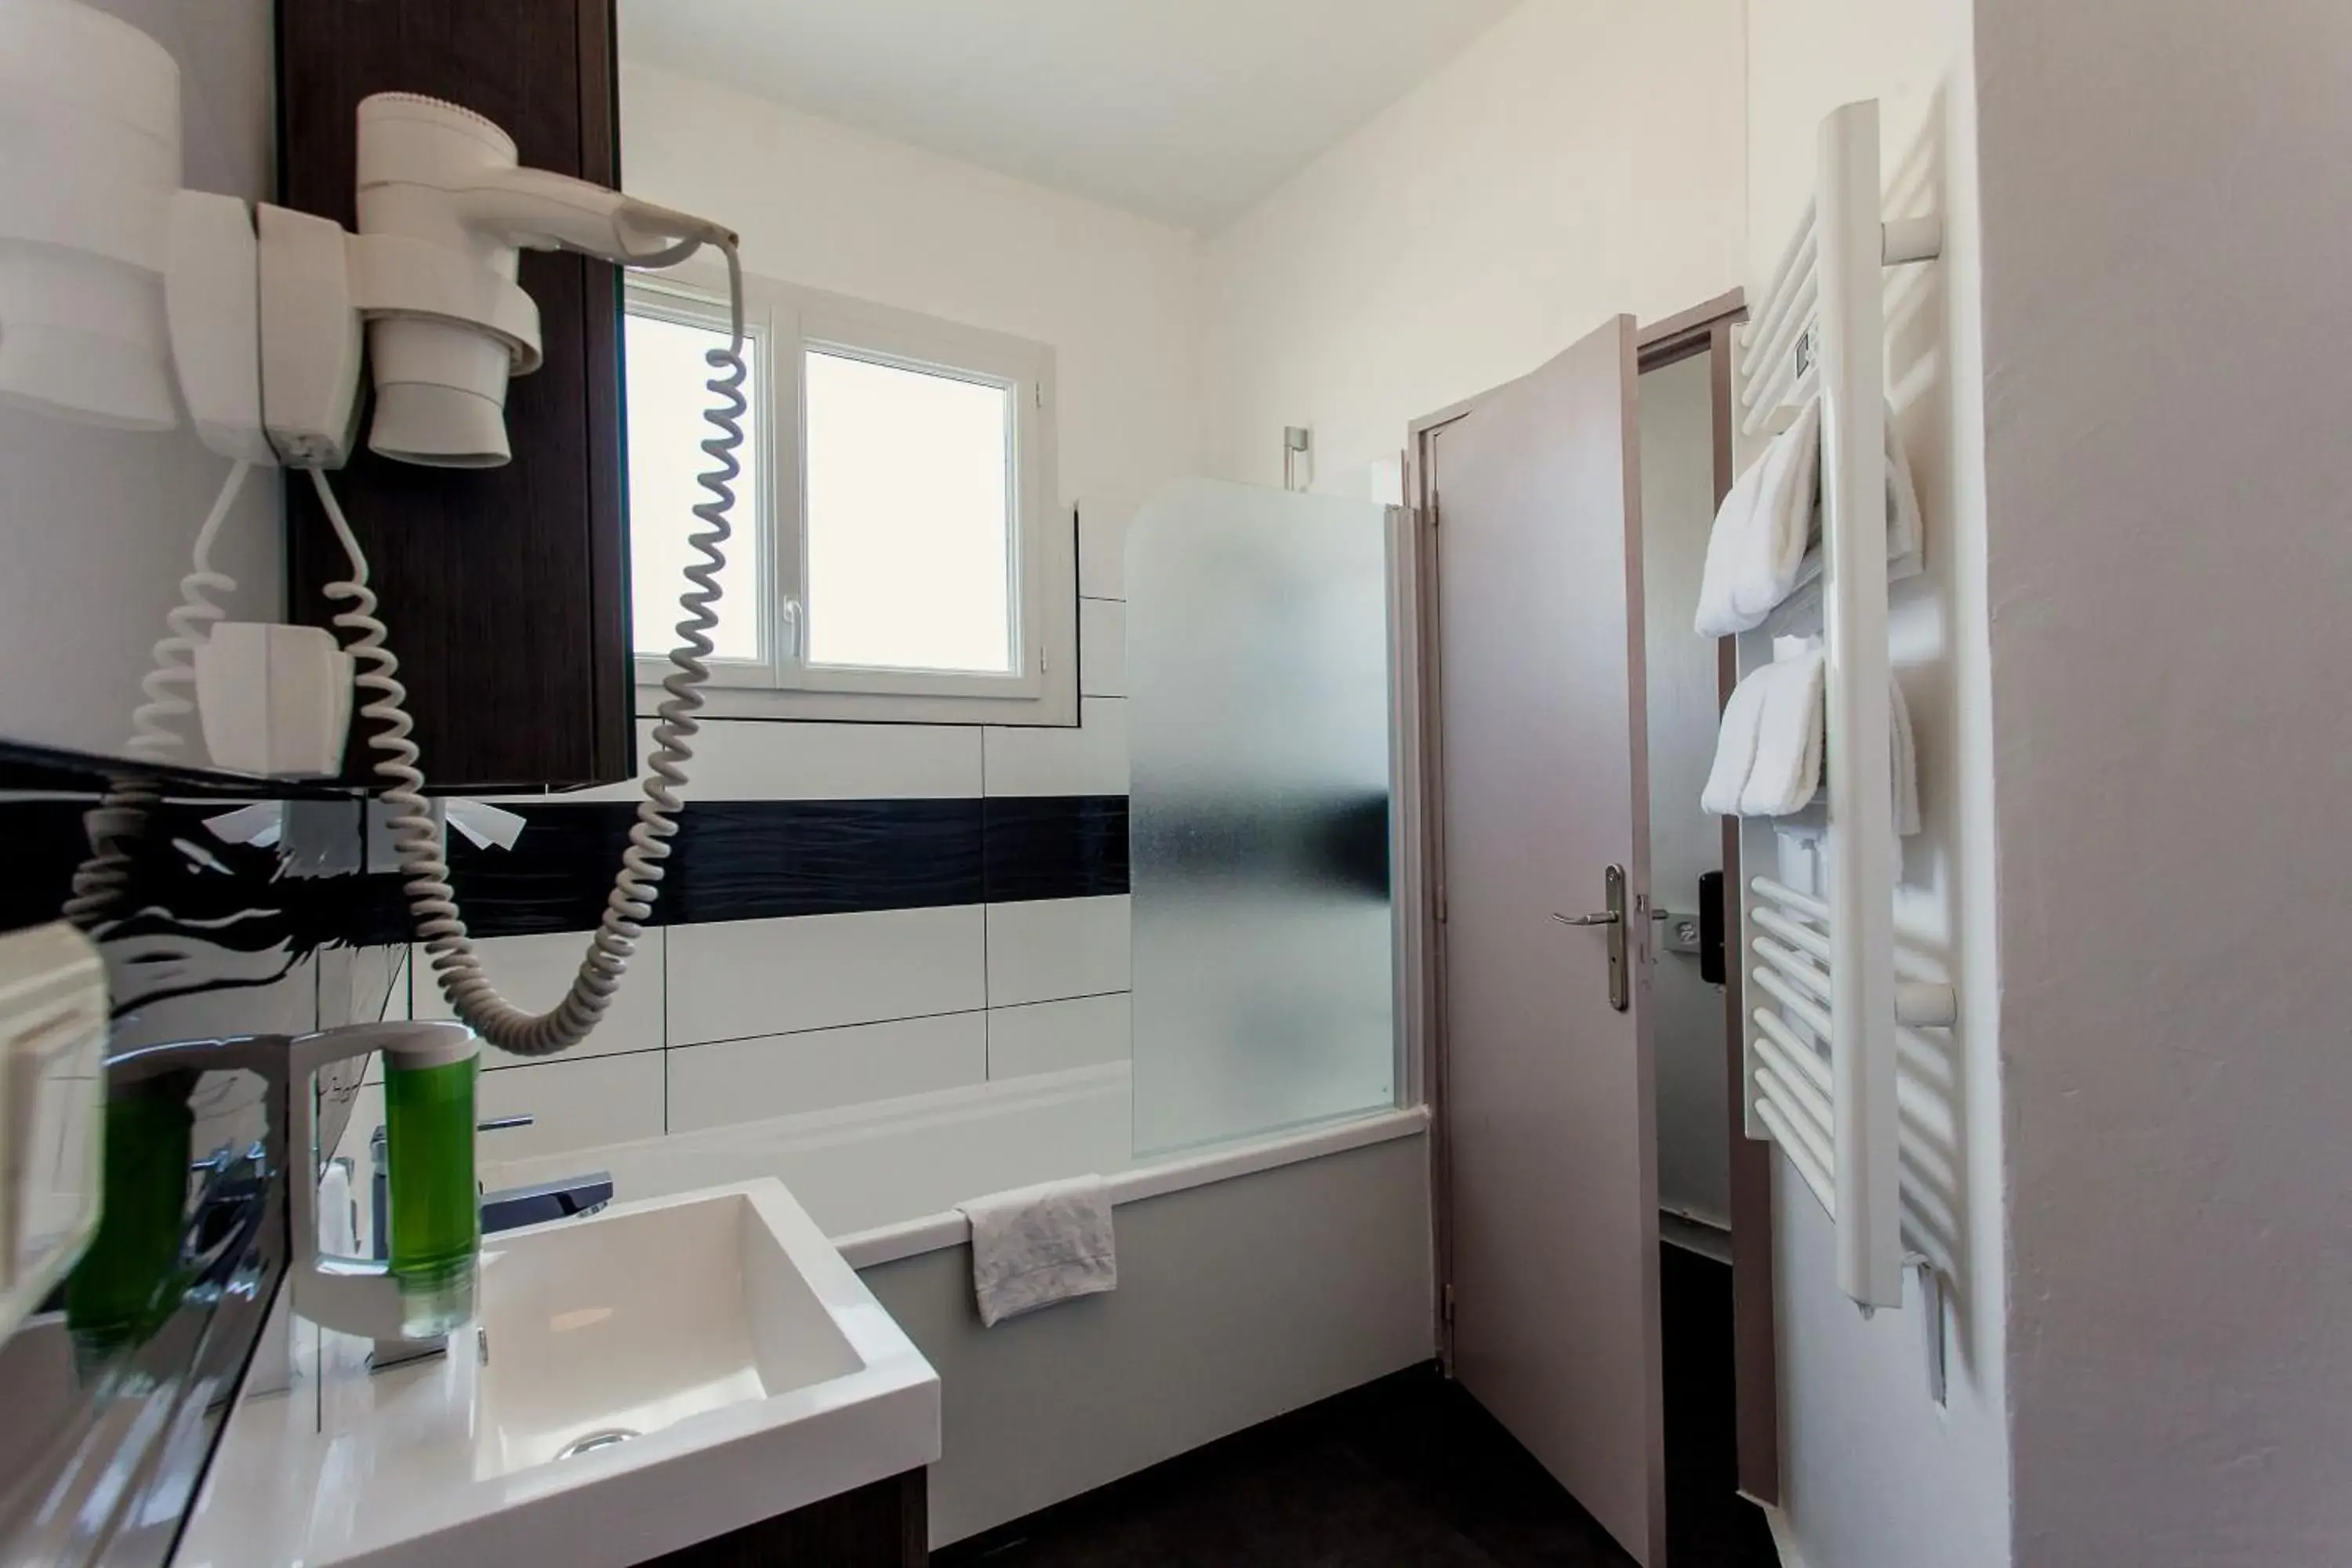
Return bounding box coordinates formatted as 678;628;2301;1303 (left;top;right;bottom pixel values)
350;93;729;466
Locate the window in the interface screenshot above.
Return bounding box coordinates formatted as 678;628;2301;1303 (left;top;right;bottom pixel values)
622;271;1071;724
625;310;764;665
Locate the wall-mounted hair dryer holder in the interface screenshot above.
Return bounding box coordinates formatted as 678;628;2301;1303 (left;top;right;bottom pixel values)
154;90;729;477
126;87;738;778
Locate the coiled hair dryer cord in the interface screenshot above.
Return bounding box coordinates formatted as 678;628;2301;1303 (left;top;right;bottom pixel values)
320;241;746;1057
66;459;258;931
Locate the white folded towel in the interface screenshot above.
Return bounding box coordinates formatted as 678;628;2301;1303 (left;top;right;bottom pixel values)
1885;412;1926;582
1702;662;1777;816
1704;659;1922;838
956;1174;1116;1327
1695;400;1820;637
1694;397;1926;637
1739;649;1827;815
1692;445;1769;638
1890;673;1922;838
1791;401;1927;597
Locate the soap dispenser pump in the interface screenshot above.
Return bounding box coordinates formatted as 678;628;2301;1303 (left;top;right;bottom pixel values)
290;1021;479;1340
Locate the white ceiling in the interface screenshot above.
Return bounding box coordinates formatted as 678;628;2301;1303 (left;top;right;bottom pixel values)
616;1;1521;231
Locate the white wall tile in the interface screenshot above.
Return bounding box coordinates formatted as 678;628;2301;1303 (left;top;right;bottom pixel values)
475;1051;665;1160
356;1051;662;1170
334;1080;382;1167
486;718;983;804
1078;495;1136;601
110;953;317;1054
477;723;657;804
384;951;410;1022
985;895;1132;1007
666;906;987;1045
667;1012;988;1131
1079;599;1127;698
983;697;1129;797
988;993;1131;1078
324;943;404;1029
670;719;983;800
412;930;666;1071
350;953;412;1089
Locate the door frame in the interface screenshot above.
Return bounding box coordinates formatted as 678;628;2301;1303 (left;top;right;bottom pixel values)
1409;288;1778;1507
1405;391;1472;1372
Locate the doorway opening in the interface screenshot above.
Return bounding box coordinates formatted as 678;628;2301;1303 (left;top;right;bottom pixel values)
1638;299;1780;1566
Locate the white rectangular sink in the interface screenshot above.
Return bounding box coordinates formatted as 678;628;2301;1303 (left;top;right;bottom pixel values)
475;1185;866;1475
177;1180;940;1568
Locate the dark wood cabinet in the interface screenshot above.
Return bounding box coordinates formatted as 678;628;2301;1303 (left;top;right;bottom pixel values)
276;0;634;790
639;1471;929;1567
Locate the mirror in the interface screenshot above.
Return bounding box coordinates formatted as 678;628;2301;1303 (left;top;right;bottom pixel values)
0;0;281;768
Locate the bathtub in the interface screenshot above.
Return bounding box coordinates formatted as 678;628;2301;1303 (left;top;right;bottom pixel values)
479;1063;1435;1547
484;1062;1136;1243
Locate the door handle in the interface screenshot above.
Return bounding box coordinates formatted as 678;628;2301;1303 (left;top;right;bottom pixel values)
1553;865;1629;1012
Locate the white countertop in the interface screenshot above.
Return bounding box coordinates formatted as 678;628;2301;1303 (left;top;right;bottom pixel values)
175;1179;939;1568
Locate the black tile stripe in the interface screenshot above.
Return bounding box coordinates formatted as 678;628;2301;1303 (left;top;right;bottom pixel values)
437;796;1123;938
5;793;1134;946
3;790;1408;949
982;795;1131;903
440;800;640;938
673;799;986;924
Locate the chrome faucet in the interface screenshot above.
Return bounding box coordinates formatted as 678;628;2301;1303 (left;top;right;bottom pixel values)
481;1172;615;1232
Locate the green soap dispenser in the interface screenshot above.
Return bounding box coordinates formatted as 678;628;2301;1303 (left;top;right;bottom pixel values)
289;1021;479;1342
381;1029;481;1336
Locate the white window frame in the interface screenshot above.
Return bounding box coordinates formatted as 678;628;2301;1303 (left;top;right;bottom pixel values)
624;267;1073;726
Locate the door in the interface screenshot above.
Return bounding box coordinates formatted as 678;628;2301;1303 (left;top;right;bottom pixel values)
1427;315;1664;1565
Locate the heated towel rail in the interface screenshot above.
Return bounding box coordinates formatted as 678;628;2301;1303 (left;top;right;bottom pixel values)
1734;100;1951;1314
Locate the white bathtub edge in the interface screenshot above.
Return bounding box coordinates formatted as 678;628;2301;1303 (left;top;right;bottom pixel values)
834;1105;1433;1271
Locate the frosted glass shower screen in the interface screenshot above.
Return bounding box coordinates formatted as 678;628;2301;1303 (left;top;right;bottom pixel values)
1128;478;1398;1157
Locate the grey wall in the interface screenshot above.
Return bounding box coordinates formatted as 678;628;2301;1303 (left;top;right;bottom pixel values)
0;0;282;759
1744;4;2010;1564
1976;3;2352;1562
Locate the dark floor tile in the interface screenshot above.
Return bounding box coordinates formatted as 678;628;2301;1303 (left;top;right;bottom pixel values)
937;1247;1778;1568
1659;1247;1780;1568
1328;1374;1635;1566
938;1369;1628;1568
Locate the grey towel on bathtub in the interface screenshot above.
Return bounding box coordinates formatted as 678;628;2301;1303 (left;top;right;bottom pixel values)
956;1174;1117;1327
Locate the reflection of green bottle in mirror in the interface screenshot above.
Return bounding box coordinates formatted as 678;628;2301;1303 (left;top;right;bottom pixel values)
65;1073;194;1374
383;1033;479;1337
